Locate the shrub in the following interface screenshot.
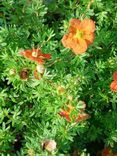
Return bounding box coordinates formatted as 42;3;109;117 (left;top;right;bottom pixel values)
0;0;117;155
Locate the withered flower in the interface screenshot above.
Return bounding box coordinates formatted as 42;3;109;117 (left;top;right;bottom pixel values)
42;140;57;152
19;68;29;80
75;113;90;122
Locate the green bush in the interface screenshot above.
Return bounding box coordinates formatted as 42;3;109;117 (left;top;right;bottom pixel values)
0;0;117;155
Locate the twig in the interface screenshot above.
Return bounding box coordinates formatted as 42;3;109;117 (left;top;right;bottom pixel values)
48;58;61;67
40;36;52;48
81;0;94;19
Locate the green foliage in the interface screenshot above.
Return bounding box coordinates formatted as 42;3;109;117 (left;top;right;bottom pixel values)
0;0;117;155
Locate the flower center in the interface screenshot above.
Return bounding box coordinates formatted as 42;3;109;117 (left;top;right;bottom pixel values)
74;30;84;39
32;51;38;57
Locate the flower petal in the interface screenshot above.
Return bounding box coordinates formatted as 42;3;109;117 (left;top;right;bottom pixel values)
80;19;95;33
101;148;115;156
113;71;117;81
59;110;71;122
70;19;81;29
20;50;32;59
41;53;51;59
69;19;81;33
72;38;87;54
35;58;45;64
84;32;95;45
67;105;75;113
62;34;73;49
76;113;90;122
110;81;117;92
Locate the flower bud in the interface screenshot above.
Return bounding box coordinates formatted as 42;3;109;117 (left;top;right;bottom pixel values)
67;95;73;101
33;69;41;80
36;64;45;74
57;86;65;95
27;149;35;156
42;140;57;152
9;69;16;75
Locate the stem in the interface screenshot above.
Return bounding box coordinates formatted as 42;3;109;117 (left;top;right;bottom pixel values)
81;0;94;19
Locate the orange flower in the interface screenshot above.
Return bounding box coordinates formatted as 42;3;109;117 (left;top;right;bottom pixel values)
20;48;51;64
110;71;117;92
59;110;71;122
75;113;90;122
101;148;117;156
62;18;95;54
113;71;117;81
110;81;117;92
102;148;110;156
58;104;74;122
59;104;89;123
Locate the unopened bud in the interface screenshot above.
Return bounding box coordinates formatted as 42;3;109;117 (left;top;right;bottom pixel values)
36;64;45;74
42;140;57;152
77;101;86;110
9;69;16;75
27;149;35;156
33;69;41;80
67;95;73;101
57;86;65;95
